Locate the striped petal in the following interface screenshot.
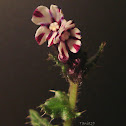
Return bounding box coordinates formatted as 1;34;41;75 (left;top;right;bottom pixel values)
53;32;60;44
50;5;64;24
58;41;69;62
47;31;57;47
32;6;52;25
67;39;81;53
61;19;67;27
65;20;75;30
70;28;81;39
35;26;50;45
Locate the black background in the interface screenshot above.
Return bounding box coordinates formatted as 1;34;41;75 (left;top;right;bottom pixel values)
0;0;125;126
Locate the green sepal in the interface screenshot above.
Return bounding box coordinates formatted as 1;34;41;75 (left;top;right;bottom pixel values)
39;91;81;121
29;109;53;126
85;42;106;74
48;53;67;77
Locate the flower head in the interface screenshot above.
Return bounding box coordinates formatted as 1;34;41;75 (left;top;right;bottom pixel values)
32;5;82;62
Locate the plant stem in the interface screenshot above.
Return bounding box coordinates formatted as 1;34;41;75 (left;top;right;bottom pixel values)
69;80;78;110
63;79;78;126
63;118;72;126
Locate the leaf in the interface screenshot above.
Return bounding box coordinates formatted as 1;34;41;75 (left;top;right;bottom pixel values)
39;91;81;121
29;109;53;126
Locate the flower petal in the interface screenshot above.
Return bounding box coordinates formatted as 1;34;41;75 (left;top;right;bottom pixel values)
35;26;50;45
47;31;58;47
32;6;52;25
65;20;75;30
61;19;67;27
70;28;81;39
57;19;67;35
58;41;69;62
67;39;81;53
50;5;64;24
53;32;60;44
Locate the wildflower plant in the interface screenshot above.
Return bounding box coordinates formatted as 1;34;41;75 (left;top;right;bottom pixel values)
27;4;106;126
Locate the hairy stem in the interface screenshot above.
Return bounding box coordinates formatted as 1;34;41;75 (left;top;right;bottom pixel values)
69;80;78;110
63;79;78;126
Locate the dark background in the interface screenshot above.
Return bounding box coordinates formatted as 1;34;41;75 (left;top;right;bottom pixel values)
0;0;125;126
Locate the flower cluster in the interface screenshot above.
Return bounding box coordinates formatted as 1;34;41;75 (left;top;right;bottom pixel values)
32;5;82;62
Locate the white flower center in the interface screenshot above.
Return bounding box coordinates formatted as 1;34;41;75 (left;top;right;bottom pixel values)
61;31;70;41
49;22;59;31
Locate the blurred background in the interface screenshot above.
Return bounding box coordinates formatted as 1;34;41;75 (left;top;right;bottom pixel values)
0;0;125;126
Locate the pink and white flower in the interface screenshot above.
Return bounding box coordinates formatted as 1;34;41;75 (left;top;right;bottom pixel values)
32;5;82;62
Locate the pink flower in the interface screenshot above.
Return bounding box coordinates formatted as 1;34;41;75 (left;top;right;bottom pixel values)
32;5;82;62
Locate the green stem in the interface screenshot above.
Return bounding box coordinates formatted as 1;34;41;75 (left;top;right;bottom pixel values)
63;79;78;126
69;80;78;110
63;119;72;126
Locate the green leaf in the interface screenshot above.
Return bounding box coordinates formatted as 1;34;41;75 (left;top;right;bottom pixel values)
39;91;81;121
29;109;53;126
